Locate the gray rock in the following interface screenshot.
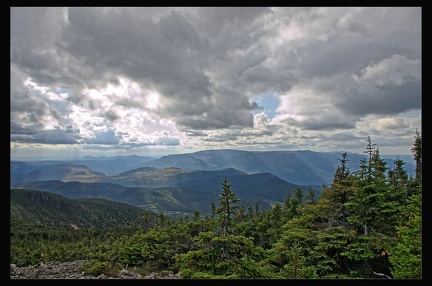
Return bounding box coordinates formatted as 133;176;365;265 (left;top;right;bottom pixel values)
10;260;180;279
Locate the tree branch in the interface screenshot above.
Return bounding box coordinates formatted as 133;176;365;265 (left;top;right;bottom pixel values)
373;271;391;279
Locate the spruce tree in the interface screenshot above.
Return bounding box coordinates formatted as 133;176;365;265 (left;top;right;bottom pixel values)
411;129;422;183
343;138;401;277
215;177;241;236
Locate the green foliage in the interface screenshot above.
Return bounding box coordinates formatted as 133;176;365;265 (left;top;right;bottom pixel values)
388;194;422;278
411;130;422;182
10;189;161;229
268;208;357;278
174;231;270;278
10;134;422;279
215;177;241;236
79;260;109;276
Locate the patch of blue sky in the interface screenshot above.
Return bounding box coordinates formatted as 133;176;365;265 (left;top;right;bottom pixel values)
398;109;421;117
252;91;280;119
56;88;71;94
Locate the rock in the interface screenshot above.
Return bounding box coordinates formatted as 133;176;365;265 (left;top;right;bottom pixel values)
10;260;180;279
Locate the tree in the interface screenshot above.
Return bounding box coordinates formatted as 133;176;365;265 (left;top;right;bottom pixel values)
247;205;254;220
210;203;217;218
411;129;422;182
306;187;317;204
388;194;422;278
346;139;389;236
193;209;200;222
174;231;270;278
284;187;303;220
215;177;241;236
294;187;304;205
363;136;376;182
388;132;422;278
321;152;355;229
343;138;403;277
388;158;409;189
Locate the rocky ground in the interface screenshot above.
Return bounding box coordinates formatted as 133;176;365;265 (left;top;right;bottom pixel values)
10;260;180;279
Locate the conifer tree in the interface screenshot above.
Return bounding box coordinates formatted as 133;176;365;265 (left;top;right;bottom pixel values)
193;209;200;222
305;187;317;204
411;129;422;183
388;193;422;278
215;177;241;236
247;205;254;220
343;138;401;277
325;152;355;228
211;203;217;218
388;131;422;278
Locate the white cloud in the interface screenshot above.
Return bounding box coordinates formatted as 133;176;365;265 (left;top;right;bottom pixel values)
353;54;421;87
10;7;421;157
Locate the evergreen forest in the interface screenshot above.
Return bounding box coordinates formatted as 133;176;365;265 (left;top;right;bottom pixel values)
10;133;422;279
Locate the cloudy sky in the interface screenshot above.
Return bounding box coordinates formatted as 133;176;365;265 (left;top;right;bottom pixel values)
10;7;421;159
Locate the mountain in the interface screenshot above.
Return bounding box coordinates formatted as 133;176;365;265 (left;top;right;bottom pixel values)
137;150;416;185
10;149;415;217
11;164;106;186
66;155;157;175
10;155;157;177
189;149;250;168
13;180;129;199
10;188;160;229
11;150;415;186
139;154;209;170
13;168;313;217
10;161;41;175
104;167;190;187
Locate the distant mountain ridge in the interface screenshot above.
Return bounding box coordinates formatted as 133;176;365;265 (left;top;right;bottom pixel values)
11;164;106;186
10;155;156;176
13;167;310;217
11;149;415;186
10;149;415;217
136;149;415;185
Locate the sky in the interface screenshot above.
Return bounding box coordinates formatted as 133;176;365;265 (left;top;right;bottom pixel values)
10;7;422;160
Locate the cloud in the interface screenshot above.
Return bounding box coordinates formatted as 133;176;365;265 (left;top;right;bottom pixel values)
354;54;421;87
10;7;421;156
10;128;81;144
85;129;121;145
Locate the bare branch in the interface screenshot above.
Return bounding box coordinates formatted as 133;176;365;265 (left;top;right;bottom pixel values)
373;271;391;279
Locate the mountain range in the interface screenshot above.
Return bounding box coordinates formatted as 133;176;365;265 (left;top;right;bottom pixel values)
10;149;415;217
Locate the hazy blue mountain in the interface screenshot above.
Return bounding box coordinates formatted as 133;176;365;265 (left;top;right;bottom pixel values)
11;149;414;217
139;154;209;170
13;180;128;199
66;155;157;175
136;150;416;185
187;149;250;168
10;161;40;175
11;164;106;186
102;167;190;187
10;155;157;177
13;168;315;217
11;150;416;187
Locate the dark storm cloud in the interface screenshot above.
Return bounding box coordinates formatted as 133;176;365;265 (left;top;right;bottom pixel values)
56;7;262;129
10;7;421;155
11;129;81;144
105;110;120;121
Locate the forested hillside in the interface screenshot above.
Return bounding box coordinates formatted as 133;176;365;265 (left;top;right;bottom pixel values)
11;189;161;229
10;133;422;279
